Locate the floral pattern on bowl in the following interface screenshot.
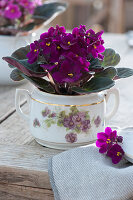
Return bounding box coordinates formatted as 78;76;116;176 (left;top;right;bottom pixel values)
65;133;77;143
33;106;102;143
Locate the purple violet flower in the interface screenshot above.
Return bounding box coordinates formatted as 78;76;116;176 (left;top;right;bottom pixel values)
40;38;55;55
81;120;91;132
60;33;77;50
72;112;86;124
96;127;117;153
49;112;56;118
63;116;76;130
94;116;101;127
117;136;123;143
65;133;77;143
52;52;90;84
27;41;40;64
4;4;22;19
33;118;40;127
40;27;55;40
107;144;124;164
42;107;51;117
54;24;66;36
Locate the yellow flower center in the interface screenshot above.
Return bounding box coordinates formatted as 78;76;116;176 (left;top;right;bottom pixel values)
117;152;121;156
88;33;90;36
55;62;58;65
57;46;61;50
68;41;71;45
76;54;79;57
11;9;15;13
46;42;51;46
106;139;111;144
69;121;74;125
68;73;73;77
93;45;97;49
34;49;37;52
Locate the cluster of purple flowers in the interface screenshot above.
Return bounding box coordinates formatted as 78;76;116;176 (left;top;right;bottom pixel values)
0;0;42;20
27;25;105;84
96;127;124;164
63;112;91;133
42;107;56;118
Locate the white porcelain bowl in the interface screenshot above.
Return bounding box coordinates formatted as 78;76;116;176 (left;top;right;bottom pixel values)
0;34;32;85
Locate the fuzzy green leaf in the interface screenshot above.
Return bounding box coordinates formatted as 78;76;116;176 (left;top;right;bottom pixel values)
115;68;133;79
12;45;30;60
33;2;68;22
101;48;120;67
20;2;68;32
10;69;24;81
21;74;55;94
95;67;116;79
3;57;46;77
72;77;115;94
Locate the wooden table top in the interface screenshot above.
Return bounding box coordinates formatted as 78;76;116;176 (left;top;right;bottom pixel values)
0;33;133;199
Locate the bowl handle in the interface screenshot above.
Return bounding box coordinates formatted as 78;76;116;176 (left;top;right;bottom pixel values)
15;89;30;121
105;88;120;121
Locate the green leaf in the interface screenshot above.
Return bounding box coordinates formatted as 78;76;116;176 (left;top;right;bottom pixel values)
57;120;63;127
89;58;101;69
4;45;30;69
72;77;115;94
20;2;68;32
12;45;30;60
115;68;133;79
75;128;80;133
70;106;78;114
95;67;116;79
59;111;66;118
21;74;55;94
33;2;68;23
20;23;35;32
10;69;24;81
101;48;120;67
3;57;46;77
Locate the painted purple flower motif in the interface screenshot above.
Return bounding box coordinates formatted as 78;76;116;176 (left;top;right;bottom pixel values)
72;112;86;124
33;118;40;127
4;4;22;19
49;112;56;118
94;116;101;127
27;41;40;64
81;120;91;132
65;133;77;143
63;116;75;130
96;127;117;153
107;144;124;164
42;107;51;117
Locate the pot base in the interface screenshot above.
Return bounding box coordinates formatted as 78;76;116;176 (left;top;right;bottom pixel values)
35;138;95;150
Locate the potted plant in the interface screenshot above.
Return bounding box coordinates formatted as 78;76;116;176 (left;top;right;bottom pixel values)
3;25;133;149
0;0;67;85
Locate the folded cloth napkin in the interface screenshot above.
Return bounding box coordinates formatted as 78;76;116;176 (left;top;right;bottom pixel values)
48;144;133;200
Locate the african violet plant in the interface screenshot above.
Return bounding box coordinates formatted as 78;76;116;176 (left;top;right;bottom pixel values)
0;0;67;35
3;24;133;95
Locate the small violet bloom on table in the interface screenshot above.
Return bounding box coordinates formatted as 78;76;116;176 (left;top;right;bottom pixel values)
96;127;124;164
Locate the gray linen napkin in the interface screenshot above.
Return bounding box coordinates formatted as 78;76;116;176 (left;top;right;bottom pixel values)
48;144;133;200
